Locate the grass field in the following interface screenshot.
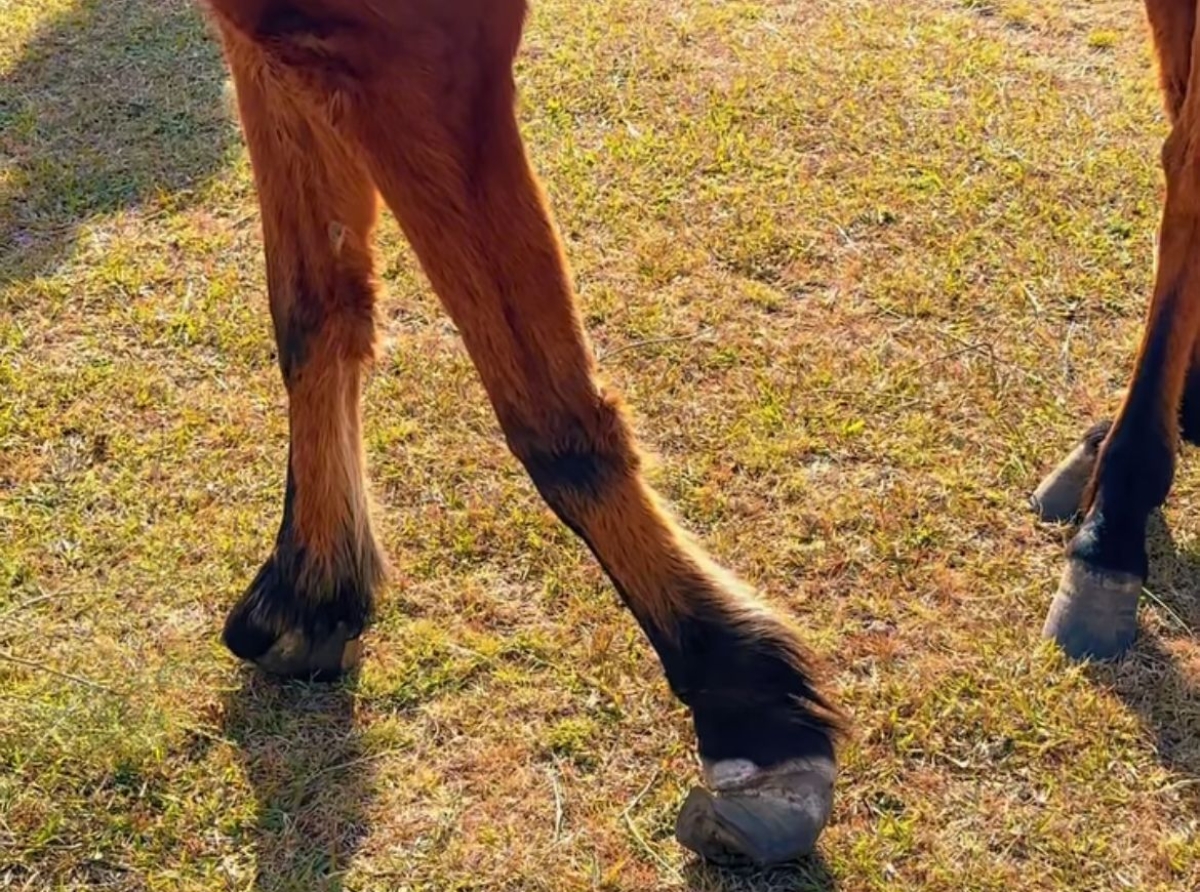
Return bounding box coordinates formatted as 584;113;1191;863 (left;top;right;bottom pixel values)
3;0;1200;889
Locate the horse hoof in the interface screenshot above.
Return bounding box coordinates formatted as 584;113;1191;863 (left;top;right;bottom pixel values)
1031;424;1109;522
251;624;363;681
675;756;834;866
222;551;372;682
1042;559;1140;660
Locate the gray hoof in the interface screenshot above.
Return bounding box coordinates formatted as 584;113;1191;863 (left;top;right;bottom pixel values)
1031;439;1100;522
255;624;363;681
675;756;834;866
1042;559;1140;660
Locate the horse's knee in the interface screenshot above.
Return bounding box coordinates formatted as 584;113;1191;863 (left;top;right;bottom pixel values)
276;288;376;388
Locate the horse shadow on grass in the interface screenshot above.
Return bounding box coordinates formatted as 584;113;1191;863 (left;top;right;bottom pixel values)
0;0;235;285
223;665;836;892
222;670;376;892
682;854;837;891
1085;512;1200;806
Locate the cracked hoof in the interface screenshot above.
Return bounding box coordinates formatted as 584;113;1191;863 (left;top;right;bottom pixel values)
1042;559;1140;660
676;756;834;866
1031;422;1109;522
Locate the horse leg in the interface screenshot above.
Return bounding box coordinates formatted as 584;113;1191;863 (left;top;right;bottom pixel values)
1042;0;1200;659
1032;0;1198;525
207;0;845;864
210;17;384;679
1033;323;1200;525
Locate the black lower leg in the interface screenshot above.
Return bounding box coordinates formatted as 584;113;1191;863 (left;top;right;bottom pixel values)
1044;377;1177;658
1180;364;1200;444
639;601;838;767
1072;400;1175;579
522;442;840;768
223;458;382;680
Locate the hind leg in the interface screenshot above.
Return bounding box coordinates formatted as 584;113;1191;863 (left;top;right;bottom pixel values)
212;21;384;679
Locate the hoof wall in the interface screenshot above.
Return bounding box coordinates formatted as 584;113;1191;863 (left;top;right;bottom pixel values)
1031;438;1101;523
223;594;365;682
253;624;363;681
1042;560;1140;660
676;757;834;866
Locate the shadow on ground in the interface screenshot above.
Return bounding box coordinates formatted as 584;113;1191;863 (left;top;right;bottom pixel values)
1087;512;1200;804
222;671;376;892
0;0;234;284
683;853;837;892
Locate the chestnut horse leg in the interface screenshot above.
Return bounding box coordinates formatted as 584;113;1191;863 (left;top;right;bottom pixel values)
213;21;385;679
205;0;843;865
1040;0;1200;658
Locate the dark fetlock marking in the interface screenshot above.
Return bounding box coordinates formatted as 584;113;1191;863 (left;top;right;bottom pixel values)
1067;508;1150;581
521;444;628;510
223;464;379;681
1089;326;1179;530
222;550;374;680
522;438;837;763
1030;420;1111;523
648;605;839;767
1053;400;1172;593
508;397;638;519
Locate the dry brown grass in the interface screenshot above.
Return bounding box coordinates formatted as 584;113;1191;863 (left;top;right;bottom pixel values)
4;0;1200;889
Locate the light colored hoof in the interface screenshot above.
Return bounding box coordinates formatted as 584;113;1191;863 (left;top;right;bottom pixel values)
255;623;363;681
1042;559;1140;660
1031;438;1100;522
675;756;834;866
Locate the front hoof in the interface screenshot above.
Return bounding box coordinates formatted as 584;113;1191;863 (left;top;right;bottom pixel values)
223;603;365;682
222;556;372;682
1030;421;1110;522
676;756;834;866
1042;559;1140;660
246;624;363;681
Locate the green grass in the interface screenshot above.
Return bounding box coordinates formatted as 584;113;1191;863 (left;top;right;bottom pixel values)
3;0;1200;889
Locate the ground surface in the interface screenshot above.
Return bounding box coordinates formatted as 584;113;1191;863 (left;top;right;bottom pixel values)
3;1;1200;890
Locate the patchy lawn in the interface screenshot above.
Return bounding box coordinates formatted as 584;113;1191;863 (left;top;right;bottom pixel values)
3;0;1199;890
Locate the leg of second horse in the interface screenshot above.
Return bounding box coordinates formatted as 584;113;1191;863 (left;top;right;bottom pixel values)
1041;0;1200;659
